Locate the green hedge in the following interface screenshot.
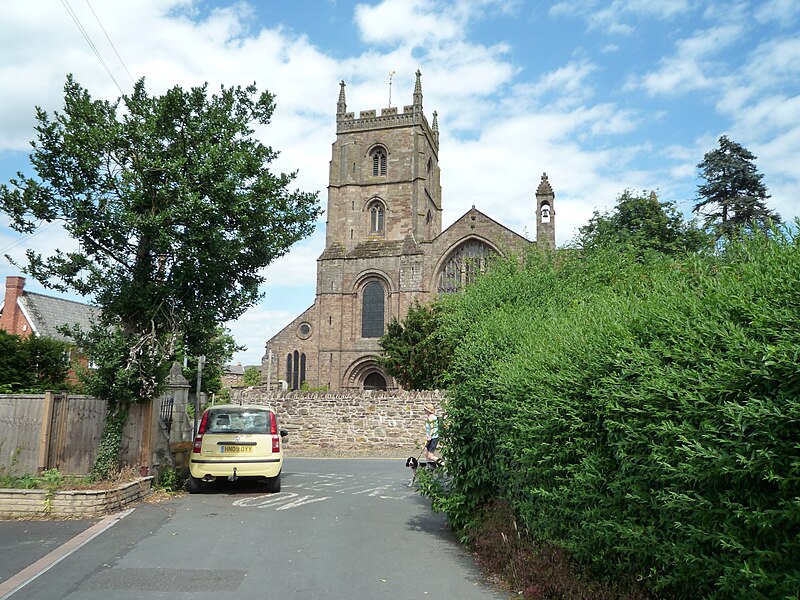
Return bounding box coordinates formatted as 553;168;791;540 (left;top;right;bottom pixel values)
438;230;800;599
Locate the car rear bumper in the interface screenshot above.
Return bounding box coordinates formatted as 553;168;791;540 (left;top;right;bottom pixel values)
190;456;282;478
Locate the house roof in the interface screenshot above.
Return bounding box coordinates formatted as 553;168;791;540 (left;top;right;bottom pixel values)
224;364;245;376
17;292;100;342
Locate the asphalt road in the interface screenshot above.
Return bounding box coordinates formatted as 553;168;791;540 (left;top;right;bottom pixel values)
2;458;507;600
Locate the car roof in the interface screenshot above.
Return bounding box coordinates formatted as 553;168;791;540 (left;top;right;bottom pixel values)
205;404;274;412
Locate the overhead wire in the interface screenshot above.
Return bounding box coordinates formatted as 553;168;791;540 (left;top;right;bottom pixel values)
59;0;125;95
0;222;59;255
4;3;134;258
84;0;136;86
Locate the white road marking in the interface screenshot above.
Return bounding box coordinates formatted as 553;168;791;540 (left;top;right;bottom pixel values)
232;492;331;510
231;472;412;509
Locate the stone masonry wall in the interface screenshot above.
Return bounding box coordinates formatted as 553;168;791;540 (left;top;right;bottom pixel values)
0;477;153;519
230;388;444;455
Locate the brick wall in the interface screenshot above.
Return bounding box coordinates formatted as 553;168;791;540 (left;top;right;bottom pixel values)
230;388;445;455
0;276;28;336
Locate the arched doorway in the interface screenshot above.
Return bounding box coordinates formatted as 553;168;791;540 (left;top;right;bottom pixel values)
363;372;387;391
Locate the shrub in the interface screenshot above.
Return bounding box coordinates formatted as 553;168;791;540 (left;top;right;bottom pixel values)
437;226;800;599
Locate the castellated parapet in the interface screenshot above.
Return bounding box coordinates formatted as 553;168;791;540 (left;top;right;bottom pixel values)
337;104;438;152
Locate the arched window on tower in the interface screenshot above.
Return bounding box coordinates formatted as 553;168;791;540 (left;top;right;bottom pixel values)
372;148;387;176
437;240;497;294
540;203;551;223
361;281;385;338
369;200;385;235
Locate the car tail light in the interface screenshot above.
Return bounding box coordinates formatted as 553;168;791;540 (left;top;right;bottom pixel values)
270;411;280;453
269;411;278;435
192;411;209;453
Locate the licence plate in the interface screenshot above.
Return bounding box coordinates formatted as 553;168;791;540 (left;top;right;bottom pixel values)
220;445;253;454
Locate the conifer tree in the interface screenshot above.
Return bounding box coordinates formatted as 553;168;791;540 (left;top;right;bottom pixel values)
694;135;781;237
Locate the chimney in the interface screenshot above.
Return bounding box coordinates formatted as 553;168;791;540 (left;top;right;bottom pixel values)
1;276;27;336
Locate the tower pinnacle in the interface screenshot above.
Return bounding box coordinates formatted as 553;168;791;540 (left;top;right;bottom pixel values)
413;70;423;108
337;80;347;116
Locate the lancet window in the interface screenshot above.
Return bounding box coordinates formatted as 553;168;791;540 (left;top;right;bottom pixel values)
369;200;385;234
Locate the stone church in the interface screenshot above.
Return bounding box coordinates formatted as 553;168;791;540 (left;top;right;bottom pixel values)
262;71;556;391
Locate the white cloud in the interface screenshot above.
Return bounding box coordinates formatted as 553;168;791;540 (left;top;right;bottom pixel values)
550;0;691;33
636;24;743;96
533;60;598;104
354;0;462;45
354;0;520;46
755;0;800;26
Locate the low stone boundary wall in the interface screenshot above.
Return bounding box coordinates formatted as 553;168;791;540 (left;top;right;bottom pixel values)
230;389;445;455
0;477;154;519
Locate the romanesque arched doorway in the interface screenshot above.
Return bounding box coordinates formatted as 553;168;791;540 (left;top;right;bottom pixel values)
363;372;387;391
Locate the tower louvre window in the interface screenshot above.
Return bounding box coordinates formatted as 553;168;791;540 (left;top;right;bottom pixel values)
372;148;387;176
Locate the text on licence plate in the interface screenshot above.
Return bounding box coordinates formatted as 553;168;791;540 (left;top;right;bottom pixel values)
220;445;253;453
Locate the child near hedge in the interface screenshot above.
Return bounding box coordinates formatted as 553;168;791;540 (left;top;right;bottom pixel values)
423;403;442;465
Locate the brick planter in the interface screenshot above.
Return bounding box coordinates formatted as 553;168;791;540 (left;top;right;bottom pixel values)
0;477;154;519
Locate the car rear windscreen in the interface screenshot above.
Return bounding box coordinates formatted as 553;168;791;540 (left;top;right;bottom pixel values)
205;409;269;434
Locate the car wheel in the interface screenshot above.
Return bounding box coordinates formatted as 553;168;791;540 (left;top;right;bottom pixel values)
265;472;281;493
187;475;204;494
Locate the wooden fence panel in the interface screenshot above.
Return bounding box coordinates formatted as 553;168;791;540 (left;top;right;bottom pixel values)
0;394;150;475
0;395;43;474
48;395;107;474
119;402;146;468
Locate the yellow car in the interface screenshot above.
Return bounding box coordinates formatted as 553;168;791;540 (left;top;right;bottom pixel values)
188;404;287;493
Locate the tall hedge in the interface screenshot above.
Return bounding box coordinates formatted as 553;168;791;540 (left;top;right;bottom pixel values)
438;229;800;599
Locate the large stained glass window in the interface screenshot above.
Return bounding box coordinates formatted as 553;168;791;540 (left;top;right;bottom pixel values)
437;240;496;294
361;281;385;338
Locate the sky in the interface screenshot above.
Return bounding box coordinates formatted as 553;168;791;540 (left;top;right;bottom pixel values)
1;0;799;366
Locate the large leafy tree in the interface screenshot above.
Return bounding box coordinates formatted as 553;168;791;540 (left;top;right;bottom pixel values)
694;135;781;237
379;301;452;390
576;189;709;255
0;76;320;474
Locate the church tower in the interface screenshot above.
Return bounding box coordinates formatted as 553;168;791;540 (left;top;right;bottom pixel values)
325;70;442;250
535;173;556;249
263;72;547;392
